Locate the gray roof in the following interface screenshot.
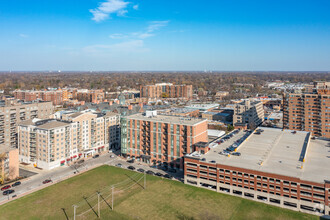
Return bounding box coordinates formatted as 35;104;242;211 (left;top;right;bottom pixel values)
187;127;330;184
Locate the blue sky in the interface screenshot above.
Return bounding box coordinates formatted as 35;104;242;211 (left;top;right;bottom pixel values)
1;0;330;71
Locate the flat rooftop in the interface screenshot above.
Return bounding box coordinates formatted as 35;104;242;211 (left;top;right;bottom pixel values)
126;113;206;126
187;127;330;184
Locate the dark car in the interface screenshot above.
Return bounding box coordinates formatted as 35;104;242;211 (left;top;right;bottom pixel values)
3;189;14;196
155;172;163;177
232;152;241;156
1;185;11;191
92;154;99;159
163;174;172;179
137;168;145;172
168;168;177;173
254;132;261;135
42;179;52;184
146;170;154;175
161;166;168;171
210;160;216;163
127;159;135;163
11;181;21;187
127;166;135;170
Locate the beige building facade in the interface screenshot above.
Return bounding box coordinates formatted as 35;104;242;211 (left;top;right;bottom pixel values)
18;111;120;170
232;99;264;129
0;99;53;148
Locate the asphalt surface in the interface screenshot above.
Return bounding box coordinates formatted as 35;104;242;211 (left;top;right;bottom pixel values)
0;152;183;203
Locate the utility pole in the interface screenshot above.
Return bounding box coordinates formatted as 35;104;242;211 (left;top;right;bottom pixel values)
97;192;100;218
111;186;114;210
73;205;77;220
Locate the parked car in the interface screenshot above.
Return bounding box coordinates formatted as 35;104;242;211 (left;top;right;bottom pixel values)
116;163;123;168
11;181;21;187
210;160;216;163
110;155;115;158
201;158;206;161
155;172;163;177
42;179;52;184
137;168;145;173
92;154;99;159
127;166;135;170
232;152;241;156
127;159;135;163
1;185;11;191
168;168;177;173
220;151;229;156
163;174;172;179
161;166;168;171
3;189;14;196
146;170;154;175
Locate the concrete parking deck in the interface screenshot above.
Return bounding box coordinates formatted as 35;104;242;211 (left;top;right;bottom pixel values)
195;127;330;184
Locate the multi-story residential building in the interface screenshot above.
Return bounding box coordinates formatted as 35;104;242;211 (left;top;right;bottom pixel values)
140;83;193;100
0;99;53;148
14;90;63;105
184;127;330;216
0;144;19;183
283;82;330;138
75;89;105;103
121;110;207;169
232;99;264;129
18;111;120;170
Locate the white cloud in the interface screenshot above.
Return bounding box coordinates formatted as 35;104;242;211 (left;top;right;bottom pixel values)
133;4;139;10
109;33;128;39
90;0;130;22
83;40;148;54
147;21;169;32
110;20;169;40
19;34;29;38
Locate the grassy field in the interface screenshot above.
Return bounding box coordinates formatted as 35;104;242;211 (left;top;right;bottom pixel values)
0;165;317;220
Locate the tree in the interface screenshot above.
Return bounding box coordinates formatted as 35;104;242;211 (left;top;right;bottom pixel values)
0;153;7;184
227;124;234;132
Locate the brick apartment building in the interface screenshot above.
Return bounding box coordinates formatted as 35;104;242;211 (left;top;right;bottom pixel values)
184;127;330;216
283;81;330;138
140;83;193;100
18;111;120;170
74;89;105;103
121;110;207;169
0;99;53;148
14;90;63;105
14;88;105;105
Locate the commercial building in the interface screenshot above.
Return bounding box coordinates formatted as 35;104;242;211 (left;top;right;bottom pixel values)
140;83;193;100
0;145;19;182
184;127;330;216
0;99;53;148
283;82;330;139
185;103;220;112
121;110;207;169
18;111;120;170
232;99;264;129
201;112;231;122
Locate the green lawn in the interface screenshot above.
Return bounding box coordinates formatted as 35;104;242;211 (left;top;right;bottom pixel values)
0;165;317;220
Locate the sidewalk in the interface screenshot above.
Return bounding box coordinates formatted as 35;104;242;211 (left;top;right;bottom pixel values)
0;163;105;206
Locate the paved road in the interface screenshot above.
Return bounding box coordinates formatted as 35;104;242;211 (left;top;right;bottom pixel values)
0;152;183;203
